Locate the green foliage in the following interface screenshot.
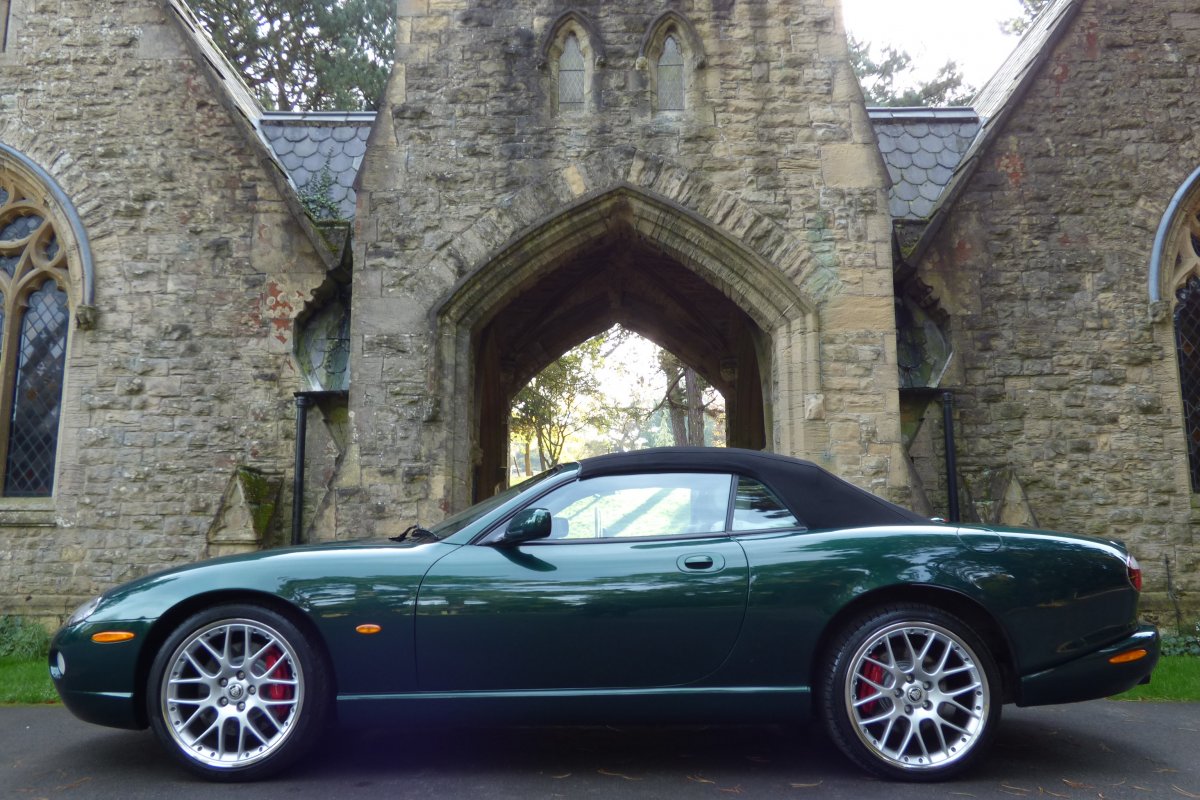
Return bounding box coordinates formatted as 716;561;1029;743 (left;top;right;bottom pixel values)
1000;0;1053;36
298;165;342;221
0;616;50;660
848;35;974;107
511;335;608;469
189;0;395;111
1162;621;1200;657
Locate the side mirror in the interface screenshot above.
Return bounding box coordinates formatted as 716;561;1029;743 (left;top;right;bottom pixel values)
498;508;552;545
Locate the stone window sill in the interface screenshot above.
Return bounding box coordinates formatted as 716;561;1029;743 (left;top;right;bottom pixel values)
0;499;58;527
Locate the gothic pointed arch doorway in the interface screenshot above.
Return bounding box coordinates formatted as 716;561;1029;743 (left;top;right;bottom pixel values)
438;187;817;506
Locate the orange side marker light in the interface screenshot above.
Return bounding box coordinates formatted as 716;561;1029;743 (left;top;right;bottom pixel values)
356;624;382;635
91;631;135;644
1108;649;1148;665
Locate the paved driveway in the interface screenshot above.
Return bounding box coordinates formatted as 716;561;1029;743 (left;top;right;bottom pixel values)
3;701;1198;799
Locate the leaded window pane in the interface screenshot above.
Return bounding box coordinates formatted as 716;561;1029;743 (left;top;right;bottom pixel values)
658;36;685;111
1175;276;1200;492
559;34;585;111
0;213;42;243
5;281;68;497
296;296;351;392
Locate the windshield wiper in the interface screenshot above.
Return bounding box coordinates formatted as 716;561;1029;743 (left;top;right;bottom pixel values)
389;524;437;543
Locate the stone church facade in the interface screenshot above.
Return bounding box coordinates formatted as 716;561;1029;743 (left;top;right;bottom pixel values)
0;0;1196;622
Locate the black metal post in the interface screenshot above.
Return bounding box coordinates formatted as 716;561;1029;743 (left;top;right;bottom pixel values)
942;390;960;523
292;394;314;546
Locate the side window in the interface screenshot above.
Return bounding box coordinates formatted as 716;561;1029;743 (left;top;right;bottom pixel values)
538;472;732;540
731;477;801;532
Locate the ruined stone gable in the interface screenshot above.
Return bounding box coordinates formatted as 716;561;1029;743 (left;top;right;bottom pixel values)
0;0;332;620
911;0;1200;610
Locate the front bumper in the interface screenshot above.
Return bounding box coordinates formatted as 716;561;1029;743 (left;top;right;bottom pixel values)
1017;624;1160;707
49;620;148;731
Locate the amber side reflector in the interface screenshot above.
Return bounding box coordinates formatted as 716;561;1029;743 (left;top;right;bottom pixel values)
91;631;135;644
356;624;382;635
1109;649;1148;665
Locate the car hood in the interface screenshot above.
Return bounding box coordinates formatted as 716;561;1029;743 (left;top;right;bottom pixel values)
91;538;459;623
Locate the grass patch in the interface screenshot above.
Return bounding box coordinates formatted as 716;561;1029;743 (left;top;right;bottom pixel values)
0;657;57;704
0;616;57;705
1116;655;1200;702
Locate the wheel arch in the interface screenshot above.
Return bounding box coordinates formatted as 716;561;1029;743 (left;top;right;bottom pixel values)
132;589;337;728
810;584;1019;704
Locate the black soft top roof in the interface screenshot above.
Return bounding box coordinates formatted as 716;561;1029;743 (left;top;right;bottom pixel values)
577;447;925;529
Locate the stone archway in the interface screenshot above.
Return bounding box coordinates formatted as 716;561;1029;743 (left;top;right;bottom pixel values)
438;185;816;506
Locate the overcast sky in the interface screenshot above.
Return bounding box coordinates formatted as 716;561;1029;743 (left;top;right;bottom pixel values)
840;0;1026;92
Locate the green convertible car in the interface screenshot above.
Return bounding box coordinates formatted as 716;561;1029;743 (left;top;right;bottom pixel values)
50;448;1159;782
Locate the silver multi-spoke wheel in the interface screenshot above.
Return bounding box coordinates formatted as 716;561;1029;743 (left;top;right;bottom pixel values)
822;604;1001;781
845;621;988;771
149;605;328;781
161;618;304;769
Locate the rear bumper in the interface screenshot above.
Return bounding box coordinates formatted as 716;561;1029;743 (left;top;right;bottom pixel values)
1017;625;1160;707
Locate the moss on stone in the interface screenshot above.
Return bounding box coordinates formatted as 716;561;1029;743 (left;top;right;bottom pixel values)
236;467;281;540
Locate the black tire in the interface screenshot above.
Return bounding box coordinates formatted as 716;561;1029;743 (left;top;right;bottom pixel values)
146;603;330;782
818;603;1001;781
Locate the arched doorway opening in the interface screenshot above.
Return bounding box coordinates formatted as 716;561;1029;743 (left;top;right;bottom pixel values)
438;187;817;507
473;228;766;499
505;322;741;482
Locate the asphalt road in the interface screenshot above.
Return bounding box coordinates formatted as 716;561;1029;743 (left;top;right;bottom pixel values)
3;701;1198;800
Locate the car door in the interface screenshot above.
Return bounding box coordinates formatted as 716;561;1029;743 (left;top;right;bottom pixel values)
414;471;750;691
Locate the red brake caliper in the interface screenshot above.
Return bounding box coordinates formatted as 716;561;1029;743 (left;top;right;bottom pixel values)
857;649;886;716
262;647;294;722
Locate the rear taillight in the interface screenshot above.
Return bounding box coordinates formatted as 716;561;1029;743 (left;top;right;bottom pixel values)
1126;554;1143;592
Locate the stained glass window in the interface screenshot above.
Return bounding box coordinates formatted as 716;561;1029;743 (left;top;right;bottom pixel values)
559;34;585;112
658;35;685;111
1175;276;1200;492
0;167;73;497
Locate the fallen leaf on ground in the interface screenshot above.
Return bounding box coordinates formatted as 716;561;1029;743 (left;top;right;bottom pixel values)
719;786;744;794
597;769;641;781
687;775;715;784
1172;786;1200;799
1062;779;1094;789
790;781;823;788
549;773;571;779
1037;787;1067;797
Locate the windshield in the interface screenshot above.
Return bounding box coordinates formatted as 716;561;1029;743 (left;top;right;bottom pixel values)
427;466;567;539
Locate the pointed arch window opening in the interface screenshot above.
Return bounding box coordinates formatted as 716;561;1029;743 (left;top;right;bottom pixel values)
558;33;586;112
657;34;685;112
0;168;75;497
1175;275;1200;492
296;286;351;393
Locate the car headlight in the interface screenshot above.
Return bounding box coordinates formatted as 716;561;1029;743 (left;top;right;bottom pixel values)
65;596;102;627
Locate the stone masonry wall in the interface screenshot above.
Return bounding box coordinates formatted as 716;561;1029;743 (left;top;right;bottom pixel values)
344;0;903;538
0;0;329;620
917;0;1200;613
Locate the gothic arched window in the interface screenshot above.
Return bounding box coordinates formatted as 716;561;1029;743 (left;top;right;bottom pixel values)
1175;275;1200;491
558;34;586;112
0;161;75;496
657;35;685;111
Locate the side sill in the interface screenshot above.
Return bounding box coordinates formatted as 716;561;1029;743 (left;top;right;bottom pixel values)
335;686;811;727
